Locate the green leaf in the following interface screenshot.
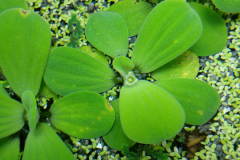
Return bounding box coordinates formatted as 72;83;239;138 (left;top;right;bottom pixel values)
50;91;115;139
21;91;39;132
155;78;220;125
0;95;25;139
189;2;228;56
131;0;202;73
22;123;75;160
44;47;117;96
0;134;20;160
38;80;57;99
212;0;240;13
120;80;185;144
103;99;135;151
113;56;135;77
0;8;51;97
0;85;9;97
85;11;129;58
108;0;153;37
78;46;109;66
0;0;28;13
151;50;199;80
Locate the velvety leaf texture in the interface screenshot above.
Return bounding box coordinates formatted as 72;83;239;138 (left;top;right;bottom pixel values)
85;11;129;58
22;123;75;160
0;8;51;97
189;2;228;56
44;47;117;96
151;50;199;80
131;0;202;73
103;99;135;151
212;0;240;13
0;0;28;13
155;78;220;125
108;0;153;37
0;95;25;139
0;135;20;160
120;80;185;144
50;91;115;139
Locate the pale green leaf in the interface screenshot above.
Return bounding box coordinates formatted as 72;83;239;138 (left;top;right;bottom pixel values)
113;56;135;78
22;123;75;160
0;134;20;160
151;50;199;80
103;99;135;151
44;47;117;96
108;0;153;37
50;91;115;139
0;95;25;139
131;0;202;73
21;90;39;132
155;78;220;125
189;2;228;56
0;8;51;97
120;80;185;144
85;11;129;58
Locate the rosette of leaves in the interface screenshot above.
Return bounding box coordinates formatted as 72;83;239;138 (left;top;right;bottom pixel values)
44;0;224;149
0;8;114;160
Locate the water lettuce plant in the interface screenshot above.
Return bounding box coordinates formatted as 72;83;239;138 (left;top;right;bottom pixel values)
44;0;226;150
212;0;240;13
0;8;114;160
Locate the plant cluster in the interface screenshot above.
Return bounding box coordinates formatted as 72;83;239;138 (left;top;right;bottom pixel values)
0;0;233;159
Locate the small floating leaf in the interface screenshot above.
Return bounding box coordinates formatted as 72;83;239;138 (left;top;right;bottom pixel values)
103;99;135;151
86;12;129;58
22;123;75;160
151;50;199;80
155;78;220;125
108;0;153;37
189;2;228;56
131;0;202;73
120;80;185;144
44;47;117;96
50;91;115;139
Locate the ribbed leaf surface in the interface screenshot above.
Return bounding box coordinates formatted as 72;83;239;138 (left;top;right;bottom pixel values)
132;0;202;73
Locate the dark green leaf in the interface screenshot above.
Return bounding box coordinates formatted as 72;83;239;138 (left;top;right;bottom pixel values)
189;2;228;56
22;123;75;160
0;95;25;139
44;47;117;96
86;11;129;58
0;8;51;97
103;99;135;151
120;80;185;144
0;134;20;160
131;0;202;73
151;50;199;80
108;0;153;37
50;91;115;139
155;78;220;125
